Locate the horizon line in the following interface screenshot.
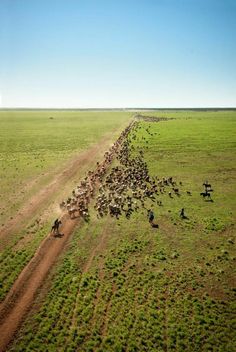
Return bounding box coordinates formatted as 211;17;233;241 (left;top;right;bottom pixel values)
1;107;236;111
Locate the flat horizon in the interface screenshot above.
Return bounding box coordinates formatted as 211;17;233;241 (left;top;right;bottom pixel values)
1;106;236;111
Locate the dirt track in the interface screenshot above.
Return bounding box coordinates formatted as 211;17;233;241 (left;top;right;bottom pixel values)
0;213;79;352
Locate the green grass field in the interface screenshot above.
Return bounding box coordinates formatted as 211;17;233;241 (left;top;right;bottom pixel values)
0;110;132;303
7;110;236;352
0;110;132;225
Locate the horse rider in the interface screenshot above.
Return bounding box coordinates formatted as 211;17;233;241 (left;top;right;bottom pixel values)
180;208;185;218
52;218;61;236
148;209;154;224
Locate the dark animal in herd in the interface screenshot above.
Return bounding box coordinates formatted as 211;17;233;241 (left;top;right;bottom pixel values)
200;181;214;200
200;191;211;199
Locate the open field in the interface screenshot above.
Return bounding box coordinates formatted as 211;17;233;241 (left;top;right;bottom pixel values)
0;110;236;351
0;110;132;227
0;111;131;318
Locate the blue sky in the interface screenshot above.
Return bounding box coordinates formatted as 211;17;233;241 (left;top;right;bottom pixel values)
0;0;236;108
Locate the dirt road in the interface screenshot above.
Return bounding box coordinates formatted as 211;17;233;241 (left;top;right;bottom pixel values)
0;214;79;352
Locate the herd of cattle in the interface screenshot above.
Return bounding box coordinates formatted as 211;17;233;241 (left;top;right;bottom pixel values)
60;117;213;223
94;125;180;219
60;121;136;220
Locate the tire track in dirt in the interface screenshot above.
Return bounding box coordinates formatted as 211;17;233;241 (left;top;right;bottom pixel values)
82;219;116;340
0;213;79;352
100;282;116;337
0;124;128;251
65;218;112;350
83;218;111;274
69;218;111;330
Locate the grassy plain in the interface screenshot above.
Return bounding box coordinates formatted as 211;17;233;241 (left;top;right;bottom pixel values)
0;110;132;225
8;110;236;351
0;110;131;301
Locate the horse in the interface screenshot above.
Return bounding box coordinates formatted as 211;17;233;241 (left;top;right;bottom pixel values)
200;191;211;199
203;182;211;189
51;219;62;236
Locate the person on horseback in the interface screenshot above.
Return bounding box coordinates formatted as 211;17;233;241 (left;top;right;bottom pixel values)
148;209;154;224
51;218;61;236
180;208;187;219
